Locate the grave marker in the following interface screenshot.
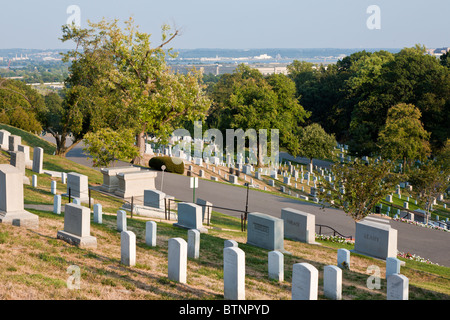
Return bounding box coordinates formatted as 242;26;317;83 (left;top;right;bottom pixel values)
387;274;409;300
121;231;136;267
93;203;102;224
188;229;200;259
292;262;318;300
268;251;284;282
0;164;39;229
57;203;97;248
145;221;157;247
32;147;43;174
247;212;284;251
223;246;245;300
168;237;187;283
324;265;342;300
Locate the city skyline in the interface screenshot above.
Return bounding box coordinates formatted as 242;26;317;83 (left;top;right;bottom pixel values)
0;0;449;50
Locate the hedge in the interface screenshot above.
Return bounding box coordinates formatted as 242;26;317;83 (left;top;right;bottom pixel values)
148;156;185;174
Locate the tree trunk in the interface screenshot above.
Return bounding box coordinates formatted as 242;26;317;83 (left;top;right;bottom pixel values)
57;139;82;157
132;125;146;165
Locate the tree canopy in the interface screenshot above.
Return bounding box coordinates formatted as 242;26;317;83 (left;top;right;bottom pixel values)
60;18;211;163
206;64;310;161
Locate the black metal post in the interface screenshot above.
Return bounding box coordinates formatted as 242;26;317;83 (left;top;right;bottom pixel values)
88;188;91;209
131;196;134;219
68;188;71;203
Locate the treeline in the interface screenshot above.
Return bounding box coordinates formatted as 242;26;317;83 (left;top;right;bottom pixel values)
203;45;449;162
0;61;69;83
287;45;450;156
0;23;449;168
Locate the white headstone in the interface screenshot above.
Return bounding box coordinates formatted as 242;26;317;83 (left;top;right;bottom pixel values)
32;147;44;174
292;262;318;300
323;265;342;300
386;257;402;279
224;240;238;248
281;208;315;244
268;251;284;282
8;135;21;152
187;229;200;259
145;221;157;247
32;174;37;188
168;237;187;283
0;164;39;229
387;274;409;300
93;203;102;224
0;130;11;150
65;172;89;203
53;194;61;214
121;231;136;267
56;203;96;248
223;246;245;300
143;189;165;210
354;220;398;260
117;210;127;232
175;202;206;233
337;248;350;269
51;180;57;195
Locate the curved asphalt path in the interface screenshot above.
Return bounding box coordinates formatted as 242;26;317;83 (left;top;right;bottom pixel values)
45;135;450;267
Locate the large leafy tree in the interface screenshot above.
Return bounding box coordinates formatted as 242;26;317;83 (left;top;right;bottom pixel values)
61;18;211;164
206;64;310;165
319;159;403;222
0;78;45;133
83;128;139;167
348;45;450;155
377;103;431;170
297;123;336;172
408;159;449;224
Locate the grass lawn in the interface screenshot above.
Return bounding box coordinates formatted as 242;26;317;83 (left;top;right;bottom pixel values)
0;124;449;300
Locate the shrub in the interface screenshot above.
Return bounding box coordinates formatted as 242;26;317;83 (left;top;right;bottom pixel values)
149;156;184;174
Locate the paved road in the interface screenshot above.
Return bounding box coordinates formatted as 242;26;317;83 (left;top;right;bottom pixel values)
44;135;450;267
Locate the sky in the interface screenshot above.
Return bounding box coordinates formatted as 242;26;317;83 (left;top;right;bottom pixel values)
0;0;449;50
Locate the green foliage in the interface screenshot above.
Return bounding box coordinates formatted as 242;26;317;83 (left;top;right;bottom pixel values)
61;18;211;163
287;45;450;156
0;78;45;133
297;123;336;165
148;156;184;174
408;160;450;220
378;103;431;168
206;64;310;160
83;128;139;168
319;159;403;221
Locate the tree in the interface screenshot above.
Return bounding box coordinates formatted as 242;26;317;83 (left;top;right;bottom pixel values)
61;18;211;164
440;51;450;68
348;45;450;155
297;123;336;172
377;103;431;171
0;78;45;133
206;64;309;165
408;160;449;224
319;159;402;222
83;128;139;168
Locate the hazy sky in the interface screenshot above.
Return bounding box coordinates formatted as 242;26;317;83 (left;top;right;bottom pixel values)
0;0;449;49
